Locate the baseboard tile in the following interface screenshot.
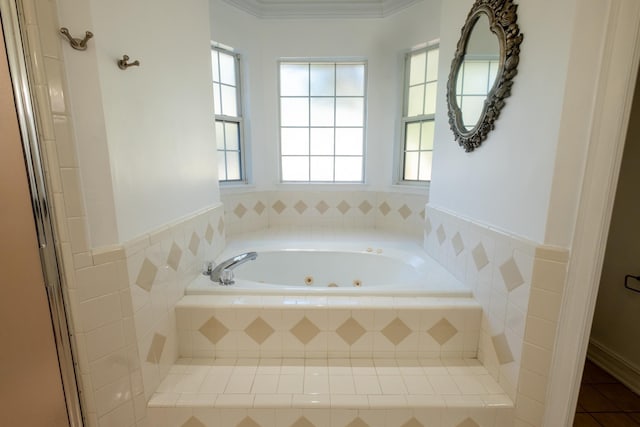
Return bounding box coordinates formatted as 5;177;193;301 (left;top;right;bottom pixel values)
587;338;640;395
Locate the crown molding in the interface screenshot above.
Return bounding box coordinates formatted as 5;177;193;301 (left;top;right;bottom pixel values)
220;0;423;19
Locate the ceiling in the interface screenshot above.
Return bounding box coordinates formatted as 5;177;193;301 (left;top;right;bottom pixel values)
221;0;424;19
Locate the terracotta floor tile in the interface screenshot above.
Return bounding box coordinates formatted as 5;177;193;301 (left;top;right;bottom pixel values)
591;413;640;427
573;413;602;427
579;384;621;412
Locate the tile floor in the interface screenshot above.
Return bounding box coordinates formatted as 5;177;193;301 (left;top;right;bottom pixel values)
574;359;640;426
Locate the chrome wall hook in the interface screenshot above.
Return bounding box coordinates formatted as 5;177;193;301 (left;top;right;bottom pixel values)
117;55;140;70
59;27;93;51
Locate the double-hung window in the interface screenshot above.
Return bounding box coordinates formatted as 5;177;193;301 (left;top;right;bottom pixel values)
211;45;245;182
400;45;439;183
279;61;366;183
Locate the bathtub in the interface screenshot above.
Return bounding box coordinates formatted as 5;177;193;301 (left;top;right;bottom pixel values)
186;229;470;297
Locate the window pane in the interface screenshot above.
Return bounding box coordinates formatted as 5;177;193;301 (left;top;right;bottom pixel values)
211;51;220;82
282;156;309;181
418;151;432;181
310;98;335;126
221;85;238;116
335;128;363;155
219;52;236;86
335;98;364;127
281;98;309;126
213;83;222;115
310;156;334;181
225;122;239;150
281;128;309;155
336;64;365;96
462;61;490;94
409;52;426;86
218;151;227;180
334;156;363;182
280;63;309;96
426;49;439;82
215;121;225;150
405;122;421;151
461;95;485;128
424;82;437;116
489;60;499;89
310;64;335;96
403;151;419;181
420;121;435;150
408;85;425;117
310;128;334;155
226;151;241;180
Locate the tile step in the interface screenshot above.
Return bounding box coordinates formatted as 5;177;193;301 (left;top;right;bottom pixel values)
147;358;514;427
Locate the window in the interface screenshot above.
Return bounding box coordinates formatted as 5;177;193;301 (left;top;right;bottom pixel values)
211;45;245;182
455;58;499;128
400;45;439;183
279;61;366;183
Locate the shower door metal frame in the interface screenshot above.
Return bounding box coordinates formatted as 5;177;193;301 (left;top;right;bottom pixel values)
0;1;84;425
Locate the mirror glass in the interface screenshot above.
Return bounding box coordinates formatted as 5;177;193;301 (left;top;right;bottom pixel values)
455;14;500;131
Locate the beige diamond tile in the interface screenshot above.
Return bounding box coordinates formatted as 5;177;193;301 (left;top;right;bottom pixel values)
427;318;458;345
500;257;525;291
398;204;412;220
182;416;206;427
290;316;321;344
425;218;432;236
419;209;425;220
245;316;275;344
217;217;225;234
234;203;248;218
401;418;424;427
436;225;446;245
146;333;166;364
492;333;514;364
272;200;286;214
451;232;464;256
337;200;350;214
205;223;214;244
359;200;373;214
254;201;266;215
237;416;261;427
189;232;200;256
472;243;489;271
291;417;315;427
381;317;412;346
199;316;229;344
456;418;480;427
136;258;158;292
294;200;308;214
167;242;182;271
379;201;391;216
316;200;330;214
336;317;366;345
346;418;369;427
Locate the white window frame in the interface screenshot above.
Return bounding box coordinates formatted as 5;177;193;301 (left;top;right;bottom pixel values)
277;59;368;184
212;44;247;184
396;44;439;186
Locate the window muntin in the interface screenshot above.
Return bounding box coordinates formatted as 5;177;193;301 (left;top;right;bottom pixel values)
455;58;499;129
400;46;439;183
212;46;245;182
279;61;366;183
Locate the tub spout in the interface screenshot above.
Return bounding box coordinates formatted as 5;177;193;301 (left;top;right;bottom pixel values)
211;252;257;285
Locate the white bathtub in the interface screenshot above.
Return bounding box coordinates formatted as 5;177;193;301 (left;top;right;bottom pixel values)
186;229;471;297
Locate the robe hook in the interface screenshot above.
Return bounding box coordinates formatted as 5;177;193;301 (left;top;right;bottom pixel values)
59;27;93;51
117;55;140;70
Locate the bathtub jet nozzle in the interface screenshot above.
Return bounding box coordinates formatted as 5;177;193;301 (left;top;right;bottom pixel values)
211;251;258;285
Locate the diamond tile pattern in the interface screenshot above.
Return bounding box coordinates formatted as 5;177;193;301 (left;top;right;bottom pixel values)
379;201;391;216
316;200;329;214
199;316;229;344
182;416;206;427
472;243;489;271
188;232;200;256
428;318;458;345
136;258;158;292
254;201;266;215
290;316;321;344
381;318;412;345
457;418;480;427
492;333;515;364
336;317;366;345
337;200;350;214
291;417;315;427
419;209;425;220
359;200;373;214
436;225;446;245
401;418;424;427
452;232;464;256
167;242;182;271
294;200;308;214
237;416;261;427
205;224;214;244
245;317;275;344
146;333;166;364
500;257;525;291
217;217;225;234
234;203;247;218
272;200;286;214
398;204;412;220
346;418;369;427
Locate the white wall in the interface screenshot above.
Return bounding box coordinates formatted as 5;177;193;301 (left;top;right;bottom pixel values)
58;0;219;246
209;0;441;192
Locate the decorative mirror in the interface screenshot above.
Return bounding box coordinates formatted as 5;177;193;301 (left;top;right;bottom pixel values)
446;0;523;152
